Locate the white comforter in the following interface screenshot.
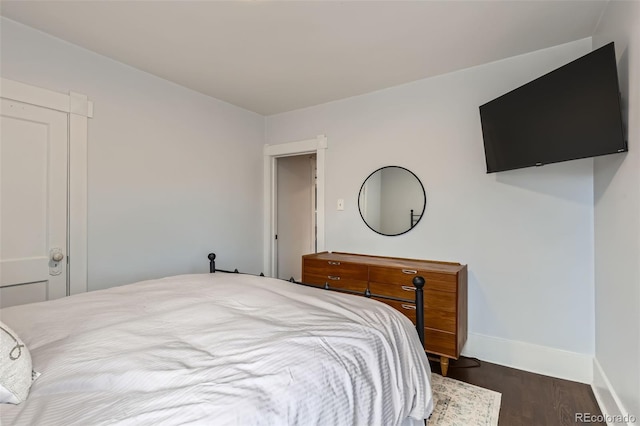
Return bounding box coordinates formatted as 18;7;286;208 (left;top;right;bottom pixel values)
0;273;432;426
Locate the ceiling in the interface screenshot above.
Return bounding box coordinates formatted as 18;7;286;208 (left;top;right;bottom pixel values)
0;1;608;116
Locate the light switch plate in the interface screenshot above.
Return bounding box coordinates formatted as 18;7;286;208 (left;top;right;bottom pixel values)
337;198;344;211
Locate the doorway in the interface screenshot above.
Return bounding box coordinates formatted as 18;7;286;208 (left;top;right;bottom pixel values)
276;154;316;280
263;135;327;277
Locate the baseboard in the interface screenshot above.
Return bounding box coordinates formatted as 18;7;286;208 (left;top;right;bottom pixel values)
461;332;593;384
591;358;636;426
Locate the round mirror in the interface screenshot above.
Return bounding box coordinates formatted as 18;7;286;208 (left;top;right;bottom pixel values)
358;166;426;236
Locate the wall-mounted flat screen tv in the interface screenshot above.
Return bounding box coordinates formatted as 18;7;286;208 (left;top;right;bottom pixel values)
479;42;627;173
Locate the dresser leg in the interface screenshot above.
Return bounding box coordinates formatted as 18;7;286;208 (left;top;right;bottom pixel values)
440;356;449;376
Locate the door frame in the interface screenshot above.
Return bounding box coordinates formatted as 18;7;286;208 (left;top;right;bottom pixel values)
1;78;92;296
263;135;327;277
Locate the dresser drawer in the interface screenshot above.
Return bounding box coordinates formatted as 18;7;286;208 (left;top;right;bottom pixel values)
368;280;417;300
303;259;368;281
373;297;456;333
303;273;368;293
373;298;417;323
369;282;456;313
424;328;457;358
369;266;457;292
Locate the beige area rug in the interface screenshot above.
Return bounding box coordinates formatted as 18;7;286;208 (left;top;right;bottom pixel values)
427;374;501;426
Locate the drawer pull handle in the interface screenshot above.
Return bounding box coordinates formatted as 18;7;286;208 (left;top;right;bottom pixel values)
327;275;341;280
401;304;416;310
401;286;416;292
328;261;341;265
402;269;418;275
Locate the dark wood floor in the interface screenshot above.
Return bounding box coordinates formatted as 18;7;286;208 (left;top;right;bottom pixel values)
430;357;605;426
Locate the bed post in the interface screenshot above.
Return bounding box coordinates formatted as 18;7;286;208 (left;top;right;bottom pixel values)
413;276;425;347
208;253;216;273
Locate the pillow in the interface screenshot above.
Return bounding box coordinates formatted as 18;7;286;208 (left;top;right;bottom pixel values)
0;321;36;404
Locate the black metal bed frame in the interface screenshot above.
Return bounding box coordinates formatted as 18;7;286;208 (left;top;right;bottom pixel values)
207;253;425;346
410;209;421;228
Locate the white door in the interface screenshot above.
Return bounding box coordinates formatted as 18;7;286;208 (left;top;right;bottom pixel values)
0;98;68;308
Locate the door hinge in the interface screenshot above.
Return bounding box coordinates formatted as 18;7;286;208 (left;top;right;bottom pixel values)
275;234;278;240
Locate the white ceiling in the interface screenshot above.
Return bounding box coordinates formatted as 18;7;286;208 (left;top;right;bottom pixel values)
0;1;608;115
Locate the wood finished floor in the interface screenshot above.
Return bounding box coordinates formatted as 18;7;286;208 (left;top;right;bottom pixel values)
431;357;605;426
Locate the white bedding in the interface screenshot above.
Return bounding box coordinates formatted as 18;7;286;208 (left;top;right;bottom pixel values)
0;273;432;425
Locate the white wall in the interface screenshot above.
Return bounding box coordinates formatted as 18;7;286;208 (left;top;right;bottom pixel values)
266;39;596;381
593;0;640;422
0;18;265;290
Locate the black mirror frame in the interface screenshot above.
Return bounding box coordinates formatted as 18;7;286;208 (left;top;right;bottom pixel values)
357;165;427;237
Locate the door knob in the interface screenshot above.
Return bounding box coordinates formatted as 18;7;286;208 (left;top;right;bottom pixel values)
50;248;64;276
52;251;64;262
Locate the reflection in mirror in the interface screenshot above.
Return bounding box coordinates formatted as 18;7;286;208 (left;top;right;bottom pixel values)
358;166;426;236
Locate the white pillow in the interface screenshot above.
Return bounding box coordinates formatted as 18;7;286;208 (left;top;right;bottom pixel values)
0;321;35;404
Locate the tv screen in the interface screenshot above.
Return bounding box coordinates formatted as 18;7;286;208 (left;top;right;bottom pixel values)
479;42;627;173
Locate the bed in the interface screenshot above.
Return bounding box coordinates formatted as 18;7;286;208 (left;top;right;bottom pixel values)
0;256;433;425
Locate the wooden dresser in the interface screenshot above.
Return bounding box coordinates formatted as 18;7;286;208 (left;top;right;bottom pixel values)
302;251;467;376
